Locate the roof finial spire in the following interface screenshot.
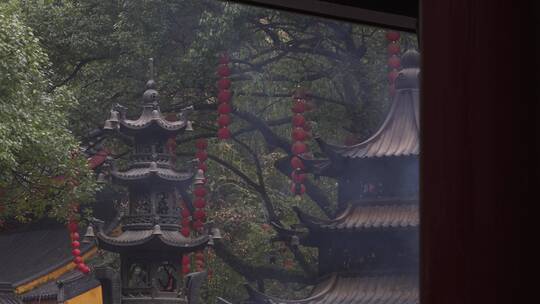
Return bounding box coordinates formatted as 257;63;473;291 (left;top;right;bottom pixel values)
146;58;156;89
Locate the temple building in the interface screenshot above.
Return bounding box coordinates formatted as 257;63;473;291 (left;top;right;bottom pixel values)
246;50;420;304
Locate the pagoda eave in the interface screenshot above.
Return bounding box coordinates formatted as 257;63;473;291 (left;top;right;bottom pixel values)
245;273;419;304
293;201;419;234
95;230;209;254
111;167;193;187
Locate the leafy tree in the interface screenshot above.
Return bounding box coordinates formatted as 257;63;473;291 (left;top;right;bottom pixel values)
0;1;96;224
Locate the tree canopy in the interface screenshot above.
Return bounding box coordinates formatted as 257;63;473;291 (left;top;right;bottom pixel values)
0;0;416;302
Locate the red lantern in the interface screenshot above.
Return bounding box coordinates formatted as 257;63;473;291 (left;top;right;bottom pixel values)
219;54;230;64
218;78;231;90
290;156;305;170
182;255;191;265
291;170;306;183
388;56;401;69
70;232;80;241
181;227;191;237
72;249;81;256
387;43;400;55
388;70;399;83
73;256;83;264
193;220;204;230
181;208;191;218
194;186;207;197
291;128;308;141
181;218;191;227
195;138;208;150
217;127;231;139
194;210;206;220
217;114;231;127
217;64;230;77
292;141;307;155
77;263;87;272
195;150;208;162
198;162;208;172
292;101;306;114
386;31;400;41
182;266;190;275
292;115;305;127
68;221;78;233
218;103;231;115
218;90;232;103
71;241;80;249
194;198;206;209
291;183;306;195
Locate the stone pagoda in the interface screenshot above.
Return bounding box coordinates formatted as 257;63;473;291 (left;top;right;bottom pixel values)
88;59;211;304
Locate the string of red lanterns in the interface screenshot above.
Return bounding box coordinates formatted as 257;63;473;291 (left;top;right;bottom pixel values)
217;53;232;140
290;88;312;197
386;31;401;97
68;204;90;274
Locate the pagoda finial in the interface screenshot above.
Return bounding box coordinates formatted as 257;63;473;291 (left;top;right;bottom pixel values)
143;58;159;104
146;58;157;90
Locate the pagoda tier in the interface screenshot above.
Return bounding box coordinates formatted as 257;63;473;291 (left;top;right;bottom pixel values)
103;77;191;139
95;225;208;254
300;50;420;178
245;273;418;304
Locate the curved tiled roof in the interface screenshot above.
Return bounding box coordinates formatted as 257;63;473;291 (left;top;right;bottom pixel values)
317;88;419;159
246;273;418;304
294;198;419;232
96;228;209;253
111;166;193;183
119;106;187;132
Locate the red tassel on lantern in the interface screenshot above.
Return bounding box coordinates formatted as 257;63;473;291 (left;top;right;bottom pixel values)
291;183;306;195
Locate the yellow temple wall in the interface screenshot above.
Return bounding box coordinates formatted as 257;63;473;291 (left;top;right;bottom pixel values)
65;285;103;304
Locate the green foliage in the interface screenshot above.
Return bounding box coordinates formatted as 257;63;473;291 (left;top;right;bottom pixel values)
0;2;97;222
